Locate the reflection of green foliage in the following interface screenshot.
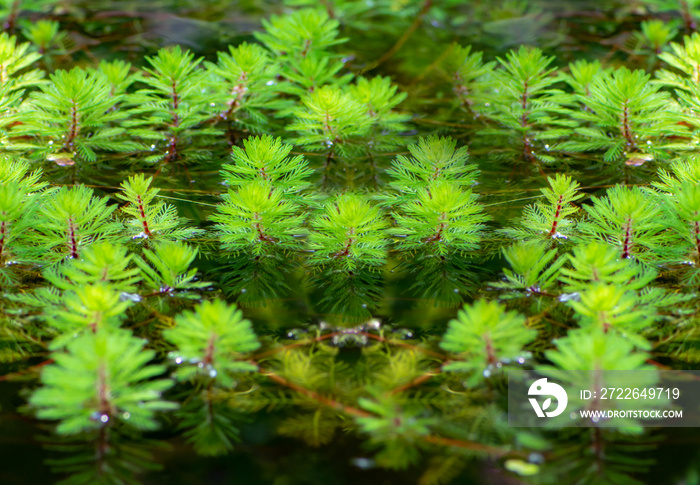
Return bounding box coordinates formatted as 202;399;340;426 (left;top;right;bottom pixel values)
356;391;435;470
165;299;260;386
308;193;388;323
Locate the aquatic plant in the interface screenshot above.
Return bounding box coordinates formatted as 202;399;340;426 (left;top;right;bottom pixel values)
3;4;700;485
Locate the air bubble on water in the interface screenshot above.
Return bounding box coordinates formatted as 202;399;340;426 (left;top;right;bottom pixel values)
266;80;275;86
209;369;218;378
48;140;53;145
361;303;367;308
150;144;156;151
119;292;141;303
122;412;131;420
175;357;183;364
210;103;216;107
352;457;375;469
647;140;652;145
517;357;526;364
484;102;490;107
454;288;459;293
241;288;247;293
483;369;491;378
528;453;544;464
197;362;204;368
100;414;109;423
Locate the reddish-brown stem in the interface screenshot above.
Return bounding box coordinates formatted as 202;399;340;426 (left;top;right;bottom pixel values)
520;78;537;163
693;219;700;263
333;228;355;258
423;222;445;243
261;369;372;417
547;194;564;237
484;335;497;365
621;102;636;149
0;359;54;382
520;80;529;122
621;219;632;259
254;221;278;244
136;194;152;237
301;39;312;58
0;220;6;259
592;427;605;478
165;78;181;162
64;104;79;150
681;0;696;33
387;370;439;395
422;435;508;455
95;364;112;477
67;218;79;259
202;333;217;366
3;0;20;32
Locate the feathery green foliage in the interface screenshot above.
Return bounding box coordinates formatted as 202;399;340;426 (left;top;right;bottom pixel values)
127;46;220;163
308;192;388;323
134;241;209;296
444;43;495;111
221;135;313;194
561;67;689;166
441;300;535;384
34;185;120;261
578;185;669;263
30;330;175;434
501;173;582;242
165;299;260;386
477;46;573;164
117;174;201;243
205;42;282;134
4;4;700;485
10;67;138;163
